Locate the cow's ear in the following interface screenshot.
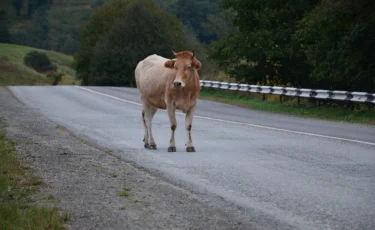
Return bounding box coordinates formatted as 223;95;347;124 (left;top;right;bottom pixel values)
164;60;175;68
192;59;201;70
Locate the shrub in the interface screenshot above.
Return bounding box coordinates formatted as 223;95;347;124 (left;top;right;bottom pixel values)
47;72;64;85
24;51;57;73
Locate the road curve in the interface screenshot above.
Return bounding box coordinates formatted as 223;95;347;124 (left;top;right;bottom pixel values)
9;86;375;230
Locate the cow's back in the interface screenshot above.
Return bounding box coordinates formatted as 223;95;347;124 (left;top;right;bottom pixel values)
135;54;174;109
136;54;172;88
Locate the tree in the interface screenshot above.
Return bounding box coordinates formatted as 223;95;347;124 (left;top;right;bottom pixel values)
12;0;23;16
91;0;105;9
154;0;224;44
209;0;318;86
27;0;49;18
74;0;193;86
293;0;375;91
74;0;133;85
59;36;78;55
0;10;11;43
24;6;50;50
202;7;236;41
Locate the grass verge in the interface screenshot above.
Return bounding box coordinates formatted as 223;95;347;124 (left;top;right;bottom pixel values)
0;43;80;86
199;88;375;125
0;119;68;229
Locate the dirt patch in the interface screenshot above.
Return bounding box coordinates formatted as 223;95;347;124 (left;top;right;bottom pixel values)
0;87;259;230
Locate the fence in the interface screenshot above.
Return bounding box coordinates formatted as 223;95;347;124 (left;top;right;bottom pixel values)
199;80;375;105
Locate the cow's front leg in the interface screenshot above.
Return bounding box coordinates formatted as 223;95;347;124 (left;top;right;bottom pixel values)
167;103;177;152
185;104;196;152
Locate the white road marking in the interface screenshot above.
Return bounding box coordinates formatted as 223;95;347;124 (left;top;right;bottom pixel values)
77;86;375;146
77;86;141;106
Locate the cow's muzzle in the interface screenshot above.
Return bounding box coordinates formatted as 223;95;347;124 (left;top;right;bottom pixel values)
174;81;182;88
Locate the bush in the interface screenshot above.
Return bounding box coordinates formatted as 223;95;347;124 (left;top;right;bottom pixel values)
46;72;63;85
24;51;57;73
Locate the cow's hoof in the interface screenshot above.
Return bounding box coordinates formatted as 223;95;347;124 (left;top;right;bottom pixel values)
186;146;196;152
144;144;149;148
168;146;176;152
148;144;157;150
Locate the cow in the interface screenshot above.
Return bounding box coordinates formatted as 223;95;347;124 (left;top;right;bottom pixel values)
135;50;201;152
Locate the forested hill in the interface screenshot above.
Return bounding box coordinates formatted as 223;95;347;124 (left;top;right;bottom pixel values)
153;0;233;44
1;0;374;93
0;0;228;54
0;0;105;54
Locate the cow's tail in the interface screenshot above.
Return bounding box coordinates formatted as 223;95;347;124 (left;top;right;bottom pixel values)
134;61;143;89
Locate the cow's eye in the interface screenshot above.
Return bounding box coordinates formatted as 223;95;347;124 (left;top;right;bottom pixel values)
186;66;191;70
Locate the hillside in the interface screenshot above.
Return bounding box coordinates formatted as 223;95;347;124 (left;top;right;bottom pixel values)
1;0;104;54
0;43;80;86
1;0;226;54
45;0;104;54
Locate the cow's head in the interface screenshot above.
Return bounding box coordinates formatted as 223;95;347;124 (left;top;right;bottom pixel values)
164;50;201;88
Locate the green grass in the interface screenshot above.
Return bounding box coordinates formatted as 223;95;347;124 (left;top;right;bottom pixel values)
0;120;68;230
199;88;375;125
117;184;131;197
109;172;118;178
117;191;129;197
0;43;80;86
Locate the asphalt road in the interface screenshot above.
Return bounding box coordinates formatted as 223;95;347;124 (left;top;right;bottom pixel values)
9;86;375;230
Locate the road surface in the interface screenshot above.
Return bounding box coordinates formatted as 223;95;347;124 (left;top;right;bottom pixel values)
8;86;375;230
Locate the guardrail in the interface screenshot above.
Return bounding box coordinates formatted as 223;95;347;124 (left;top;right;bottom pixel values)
199;80;375;104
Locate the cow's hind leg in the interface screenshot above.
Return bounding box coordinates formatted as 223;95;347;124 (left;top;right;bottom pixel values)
142;109;148;148
167;104;177;152
143;103;158;149
185;104;196;152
